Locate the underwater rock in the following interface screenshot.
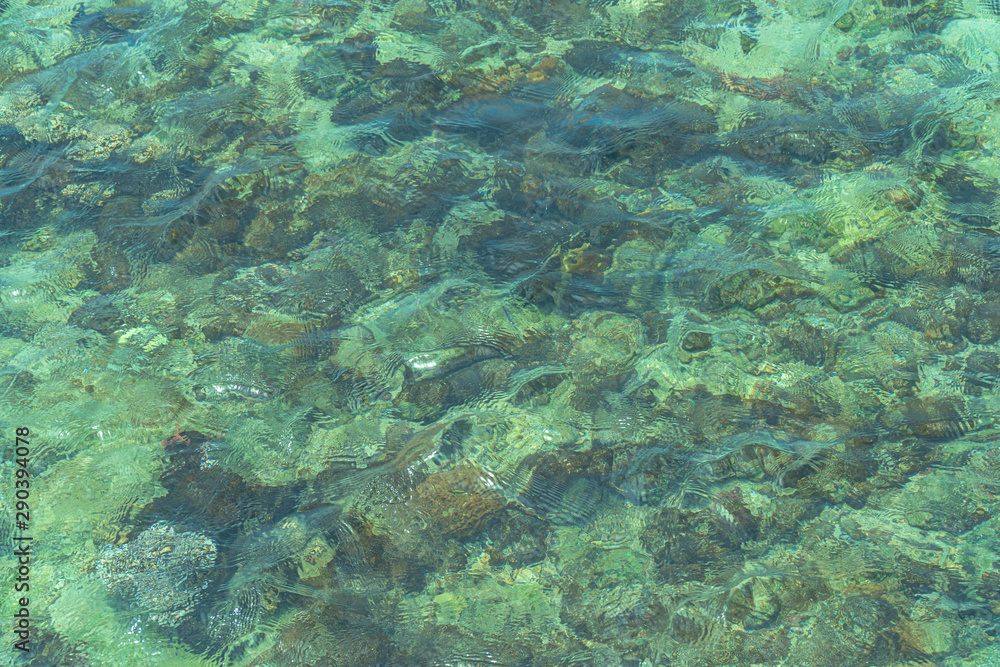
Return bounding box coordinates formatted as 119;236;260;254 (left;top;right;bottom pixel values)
895;469;992;534
963;301;1000;344
773;318;840;369
172;229;224;275
837;320;930;392
819;279;875;313
191;336;280;403
568;311;644;386
786;595;904;666
940;19;1000;73
67;294;126;336
96;522;216;626
87;242;132;293
681;330;712;353
402;339;509;385
725;112;836;166
436;94;551;150
963;350;1000;394
519;241;626;313
711;268;817;311
484;511;550;568
239;610;388;667
880;396;982;441
412;463;509;540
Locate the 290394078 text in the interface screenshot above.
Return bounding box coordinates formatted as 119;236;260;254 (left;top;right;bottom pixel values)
11;427;32;654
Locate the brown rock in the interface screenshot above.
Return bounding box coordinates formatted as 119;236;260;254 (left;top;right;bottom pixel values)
964;301;1000;344
413;463;508;540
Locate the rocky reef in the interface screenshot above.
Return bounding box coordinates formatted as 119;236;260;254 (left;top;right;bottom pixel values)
96;522;217;627
1;0;1000;664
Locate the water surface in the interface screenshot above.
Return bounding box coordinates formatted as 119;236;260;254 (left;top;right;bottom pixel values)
1;0;1000;664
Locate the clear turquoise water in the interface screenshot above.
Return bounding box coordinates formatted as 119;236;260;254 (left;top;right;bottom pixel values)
1;0;1000;665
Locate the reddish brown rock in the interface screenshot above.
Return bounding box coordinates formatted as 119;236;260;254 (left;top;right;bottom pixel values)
412;463;508;540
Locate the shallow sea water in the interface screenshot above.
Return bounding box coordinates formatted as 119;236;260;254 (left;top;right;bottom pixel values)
1;0;1000;665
